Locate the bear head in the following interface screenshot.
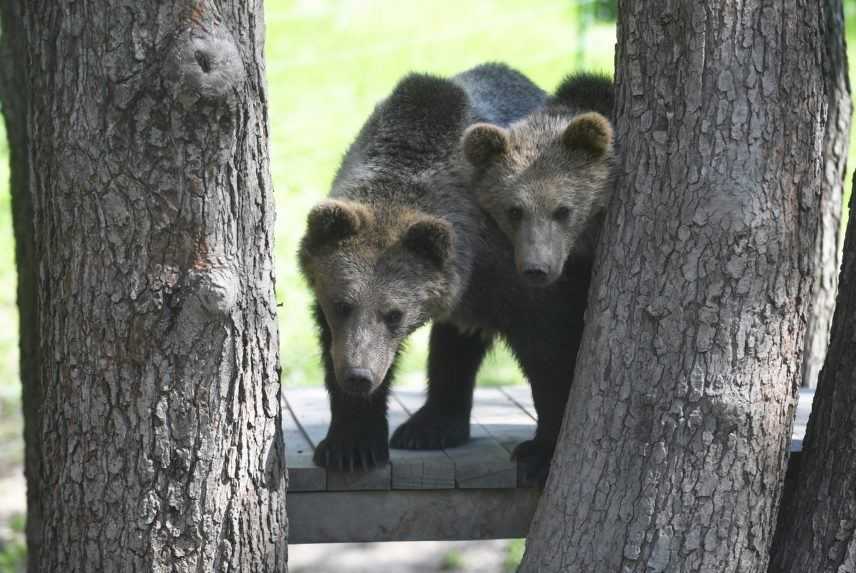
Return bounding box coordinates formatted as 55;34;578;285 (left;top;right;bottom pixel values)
462;110;613;286
299;198;457;396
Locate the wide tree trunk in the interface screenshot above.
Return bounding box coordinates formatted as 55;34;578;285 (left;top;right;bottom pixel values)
5;1;287;570
769;176;856;568
769;192;856;570
0;2;43;570
521;2;830;572
801;0;851;389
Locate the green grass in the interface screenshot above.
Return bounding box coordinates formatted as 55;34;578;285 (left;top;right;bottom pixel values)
0;119;18;392
0;0;853;420
0;1;618;396
439;548;465;571
0;512;24;573
505;538;526;572
4;4;856;391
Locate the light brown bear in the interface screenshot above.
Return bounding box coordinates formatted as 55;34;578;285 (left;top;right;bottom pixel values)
450;73;615;482
462;72;614;287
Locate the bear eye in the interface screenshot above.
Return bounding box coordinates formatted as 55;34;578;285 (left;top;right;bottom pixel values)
383;309;404;329
553;206;571;221
507;206;524;223
333;301;353;318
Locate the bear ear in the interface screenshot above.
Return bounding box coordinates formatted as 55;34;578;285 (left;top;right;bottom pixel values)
462;123;510;169
302;200;370;252
562;112;613;158
402;217;454;268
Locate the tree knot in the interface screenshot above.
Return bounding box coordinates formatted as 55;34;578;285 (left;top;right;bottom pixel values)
166;27;246;111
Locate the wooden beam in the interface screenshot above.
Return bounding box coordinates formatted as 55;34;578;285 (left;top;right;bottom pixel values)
288;488;541;544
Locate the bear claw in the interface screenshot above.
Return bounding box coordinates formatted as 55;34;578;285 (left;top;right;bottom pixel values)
512;439;555;487
314;429;389;472
390;408;470;450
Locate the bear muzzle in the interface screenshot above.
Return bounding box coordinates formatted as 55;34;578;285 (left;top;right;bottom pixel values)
521;264;552;286
341;367;376;396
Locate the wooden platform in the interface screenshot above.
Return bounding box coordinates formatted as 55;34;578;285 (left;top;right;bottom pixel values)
285;386;815;544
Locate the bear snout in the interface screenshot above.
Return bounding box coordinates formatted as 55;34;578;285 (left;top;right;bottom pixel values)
521;264;551;286
341;367;376;396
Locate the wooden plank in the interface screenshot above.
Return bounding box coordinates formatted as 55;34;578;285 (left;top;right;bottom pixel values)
470;387;541;487
392;387;516;489
282;392;326;492
285;387;391;491
288;489;541;544
499;385;537;420
386;391;456;490
791;388;815;453
471;387;537;455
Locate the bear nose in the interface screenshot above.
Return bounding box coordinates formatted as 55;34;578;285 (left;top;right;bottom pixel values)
343;368;374;395
522;266;550;285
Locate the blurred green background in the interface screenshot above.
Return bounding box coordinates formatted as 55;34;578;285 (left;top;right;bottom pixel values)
1;0;855;570
0;0;615;404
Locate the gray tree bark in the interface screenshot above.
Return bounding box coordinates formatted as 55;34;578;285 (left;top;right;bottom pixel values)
520;2;831;571
3;1;287;570
0;3;43;570
768;176;856;571
801;0;851;389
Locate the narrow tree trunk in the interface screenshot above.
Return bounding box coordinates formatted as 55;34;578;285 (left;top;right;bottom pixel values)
521;2;829;571
769;183;856;571
9;1;287;570
802;0;851;389
0;3;43;570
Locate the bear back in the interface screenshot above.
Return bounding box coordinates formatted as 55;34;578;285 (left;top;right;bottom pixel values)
550;72;614;119
452;63;547;127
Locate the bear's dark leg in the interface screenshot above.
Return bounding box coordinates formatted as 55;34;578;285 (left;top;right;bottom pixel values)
311;304;393;471
390;322;492;450
507;326;579;486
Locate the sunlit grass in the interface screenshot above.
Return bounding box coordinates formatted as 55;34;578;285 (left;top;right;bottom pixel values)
2;0;855;397
0;120;19;391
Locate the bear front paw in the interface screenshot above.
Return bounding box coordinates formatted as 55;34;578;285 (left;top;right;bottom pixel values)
313;427;389;472
390;407;470;450
512;439;556;487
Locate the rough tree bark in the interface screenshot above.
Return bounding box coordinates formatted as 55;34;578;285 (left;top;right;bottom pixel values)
801;0;851;389
521;2;830;571
4;1;287;570
769;198;856;570
769;179;856;568
0;2;43;570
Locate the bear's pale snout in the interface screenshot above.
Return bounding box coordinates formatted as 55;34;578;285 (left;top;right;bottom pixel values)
341;367;376;396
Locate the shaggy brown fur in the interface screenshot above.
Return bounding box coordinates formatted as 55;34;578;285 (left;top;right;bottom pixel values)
298;64;548;473
462;74;615;286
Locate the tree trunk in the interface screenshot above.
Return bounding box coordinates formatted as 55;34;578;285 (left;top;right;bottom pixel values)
801;0;851;389
769;202;856;569
521;2;830;572
7;1;287;570
768;6;856;571
0;3;43;570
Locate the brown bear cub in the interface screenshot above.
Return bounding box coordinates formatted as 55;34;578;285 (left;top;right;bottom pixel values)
446;73;615;482
463;72;614;287
298;64;547;473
